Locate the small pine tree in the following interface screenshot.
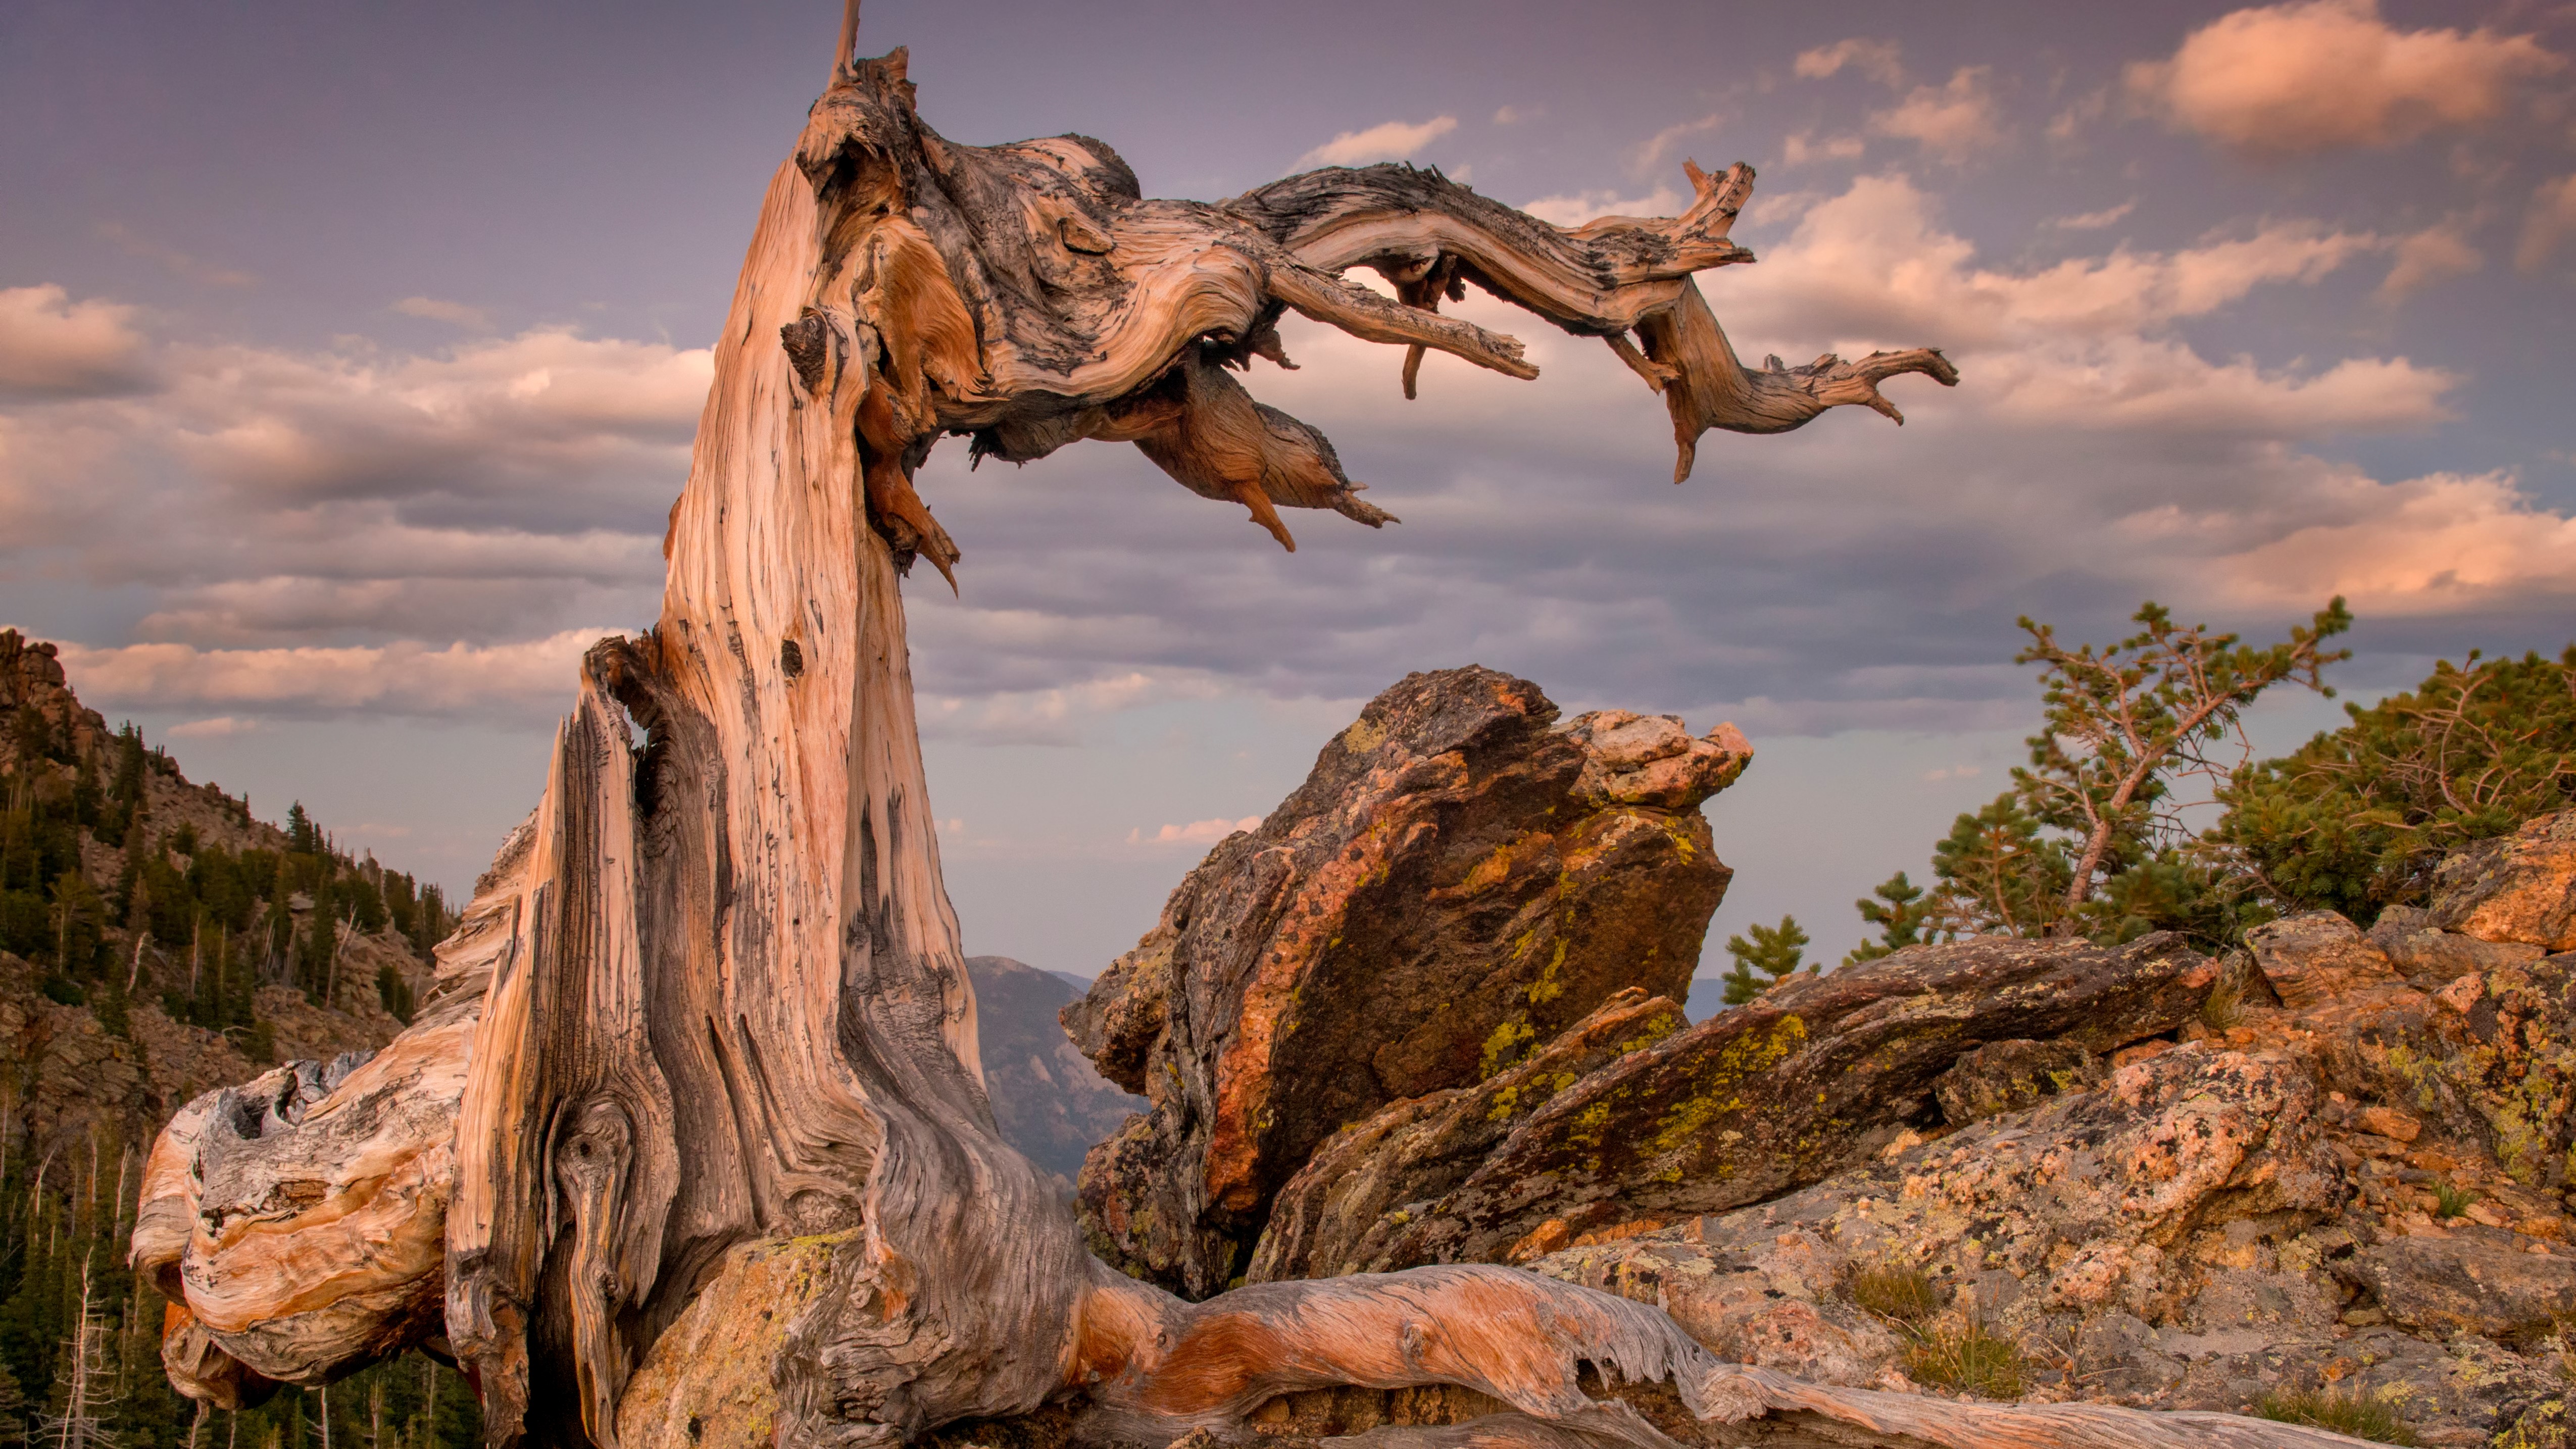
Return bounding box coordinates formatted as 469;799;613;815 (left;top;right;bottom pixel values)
376;962;415;1024
1721;915;1809;1005
1928;794;2071;938
1845;871;1936;966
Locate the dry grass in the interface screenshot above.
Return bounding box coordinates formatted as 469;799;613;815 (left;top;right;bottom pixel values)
1847;1265;1941;1323
2254;1387;2419;1445
1904;1315;2025;1400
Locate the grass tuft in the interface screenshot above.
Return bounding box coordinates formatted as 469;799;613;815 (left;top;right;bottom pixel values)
2254;1387;2420;1445
2433;1180;2479;1220
1847;1265;1941;1323
1903;1314;2025;1400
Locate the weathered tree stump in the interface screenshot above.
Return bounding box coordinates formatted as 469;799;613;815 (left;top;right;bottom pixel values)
131;12;2368;1448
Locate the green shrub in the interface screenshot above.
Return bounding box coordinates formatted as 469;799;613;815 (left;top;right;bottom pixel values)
2434;1181;2479;1220
2213;647;2576;922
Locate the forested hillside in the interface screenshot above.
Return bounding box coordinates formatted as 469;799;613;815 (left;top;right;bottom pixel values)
0;629;479;1448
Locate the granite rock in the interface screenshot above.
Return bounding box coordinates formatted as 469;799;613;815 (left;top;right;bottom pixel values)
1067;667;1746;1296
2434;811;2576;954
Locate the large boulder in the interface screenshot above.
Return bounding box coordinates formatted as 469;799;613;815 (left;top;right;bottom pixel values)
965;956;1143;1182
1312;932;2220;1272
2245;911;2402;1011
2432;810;2576;953
1065;667;1748;1296
2352;1231;2576;1341
1247;987;1686;1283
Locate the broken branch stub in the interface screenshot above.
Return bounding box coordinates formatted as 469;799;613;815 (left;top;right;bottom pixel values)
123;36;2347;1449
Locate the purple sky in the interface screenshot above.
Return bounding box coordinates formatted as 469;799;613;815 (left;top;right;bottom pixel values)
4;1;2572;984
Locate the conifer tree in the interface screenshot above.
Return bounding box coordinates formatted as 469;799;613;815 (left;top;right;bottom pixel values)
1844;871;1936;965
1721;915;1808;1005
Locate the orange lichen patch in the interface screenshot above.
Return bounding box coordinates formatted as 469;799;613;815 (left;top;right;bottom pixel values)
1570;1218;1669;1250
1505;1220;1573;1265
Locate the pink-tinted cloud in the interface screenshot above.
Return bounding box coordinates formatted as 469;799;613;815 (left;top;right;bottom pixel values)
2128;0;2564;158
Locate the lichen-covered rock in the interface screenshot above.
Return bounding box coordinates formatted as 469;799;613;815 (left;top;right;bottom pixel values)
1933;1038;2103;1126
2369;906;2547;986
1530;1042;2343;1380
615;1233;848;1449
2352;1231;2576;1340
1246;988;1686;1283
2408;956;2576;1191
1066;667;1746;1297
1353;933;2220;1270
966;956;1142;1182
2248;912;2403;1011
2434;811;2576;953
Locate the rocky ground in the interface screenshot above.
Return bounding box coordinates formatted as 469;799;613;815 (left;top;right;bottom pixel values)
1064;669;2576;1447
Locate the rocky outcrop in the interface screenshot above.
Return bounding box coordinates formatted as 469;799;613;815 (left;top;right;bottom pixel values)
0;629;108;760
1482;872;2576;1445
1931;1038;2104;1126
2247;912;2404;1011
1533;1041;2342;1385
2367;905;2544;985
2431;809;2576;953
1346;933;2217;1272
966;956;1143;1182
1067;667;1749;1296
1248;987;1687;1283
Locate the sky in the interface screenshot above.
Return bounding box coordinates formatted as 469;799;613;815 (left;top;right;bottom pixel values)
3;0;2573;991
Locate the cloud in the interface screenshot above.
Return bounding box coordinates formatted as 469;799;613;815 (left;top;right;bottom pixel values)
2516;173;2576;272
1634;114;1724;175
391;296;492;329
1731;175;2399;364
165;716;260;739
95;222;255;288
1782;133;1866;167
1299;116;1458;168
1516;187;1688;227
56;629;611;720
0;286;154;397
2047;200;2137;231
1492;105;1538;126
1870;67;2006;162
161;327;711;508
2205;471;2576;615
1794;38;1905;88
1921;765;1982;782
2377;221;2484;303
0;296;704;728
1125;816;1263;847
918;670;1227;746
2127;0;2564;158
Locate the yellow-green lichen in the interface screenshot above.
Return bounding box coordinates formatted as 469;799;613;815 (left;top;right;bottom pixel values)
1646;1015;1810;1162
1480;1018;1538;1079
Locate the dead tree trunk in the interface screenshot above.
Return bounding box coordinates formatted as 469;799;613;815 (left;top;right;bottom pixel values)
133;16;2371;1449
